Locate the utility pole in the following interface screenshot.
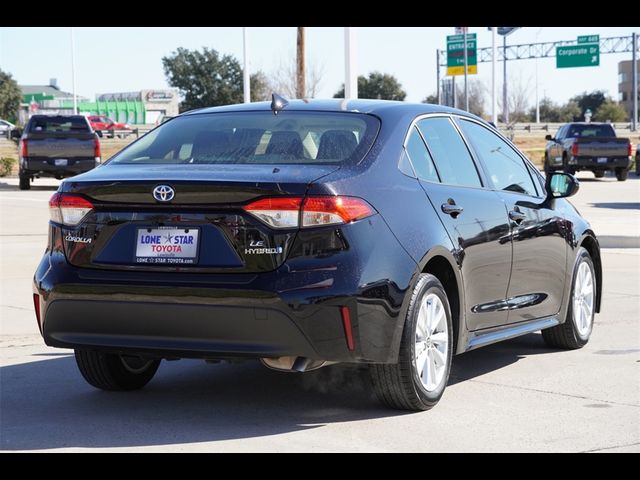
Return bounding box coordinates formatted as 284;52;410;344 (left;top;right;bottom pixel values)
243;27;250;103
436;49;441;105
463;28;469;111
70;27;77;115
503;34;508;124
633;32;638;132
296;27;305;98
344;27;357;99
491;27;497;125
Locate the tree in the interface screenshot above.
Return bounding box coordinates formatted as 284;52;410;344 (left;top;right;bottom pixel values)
529;97;561;123
334;72;406;101
267;53;324;99
571;90;607;117
559;100;581;122
0;69;22;123
593;99;628;122
455;79;486;117
250;71;271;102
162;47;247;111
422;93;438;104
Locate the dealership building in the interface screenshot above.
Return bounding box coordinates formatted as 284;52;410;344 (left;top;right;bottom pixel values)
18;80;179;125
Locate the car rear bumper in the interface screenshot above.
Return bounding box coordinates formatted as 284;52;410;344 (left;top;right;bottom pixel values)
22;158;97;177
33;218;415;364
569;156;631;169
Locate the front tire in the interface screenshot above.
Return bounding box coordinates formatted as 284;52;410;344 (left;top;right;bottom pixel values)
369;274;453;411
615;167;628;181
542;247;595;349
75;349;160;391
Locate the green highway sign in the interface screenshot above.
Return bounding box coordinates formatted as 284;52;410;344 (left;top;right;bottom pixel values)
447;33;477;76
577;35;599;44
556;44;600;68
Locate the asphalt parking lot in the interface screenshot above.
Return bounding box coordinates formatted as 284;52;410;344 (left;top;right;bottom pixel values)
1;174;639;452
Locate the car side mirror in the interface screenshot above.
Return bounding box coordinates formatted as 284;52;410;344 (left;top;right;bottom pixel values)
545;134;553;141
546;172;579;199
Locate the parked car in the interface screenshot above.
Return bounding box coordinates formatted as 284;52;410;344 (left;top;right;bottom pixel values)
0;118;16;137
19;114;101;190
544;122;632;181
33;100;601;411
87;115;131;138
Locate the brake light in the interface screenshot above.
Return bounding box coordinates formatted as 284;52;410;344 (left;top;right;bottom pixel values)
628;142;633;157
19;139;28;157
571;142;579;157
33;293;41;328
94;138;101;163
243;196;375;229
49;193;94;226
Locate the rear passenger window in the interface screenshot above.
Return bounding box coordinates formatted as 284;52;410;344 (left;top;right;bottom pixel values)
405;127;439;182
416;117;481;188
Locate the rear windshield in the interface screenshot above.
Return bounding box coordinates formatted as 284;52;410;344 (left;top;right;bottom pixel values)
108;111;380;165
29;117;90;133
567;124;615;138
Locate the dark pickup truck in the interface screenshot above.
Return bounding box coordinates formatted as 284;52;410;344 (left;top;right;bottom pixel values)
19;115;101;190
544;122;632;181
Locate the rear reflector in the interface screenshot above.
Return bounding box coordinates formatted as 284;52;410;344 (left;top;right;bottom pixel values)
243;196;375;229
340;306;355;351
49;193;94;226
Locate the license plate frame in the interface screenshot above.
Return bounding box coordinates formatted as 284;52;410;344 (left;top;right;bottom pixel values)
54;159;68;166
135;226;200;265
597;157;608;164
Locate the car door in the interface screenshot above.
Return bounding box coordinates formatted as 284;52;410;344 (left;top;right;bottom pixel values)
410;116;512;331
457;118;568;323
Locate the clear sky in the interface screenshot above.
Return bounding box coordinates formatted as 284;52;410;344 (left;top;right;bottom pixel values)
0;26;636;109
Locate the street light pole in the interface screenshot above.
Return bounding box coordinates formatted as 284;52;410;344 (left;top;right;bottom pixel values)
503;34;508;124
70;27;77;115
491;27;497;125
535;27;542;124
344;27;357;99
633;31;638;132
243;27;250;103
463;29;469;111
436;49;441;105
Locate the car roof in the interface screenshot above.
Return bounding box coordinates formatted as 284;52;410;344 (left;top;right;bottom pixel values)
182;99;477;120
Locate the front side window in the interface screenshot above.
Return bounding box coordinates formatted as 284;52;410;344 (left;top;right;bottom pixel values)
416;117;481;188
459;119;537;197
108;111;379;166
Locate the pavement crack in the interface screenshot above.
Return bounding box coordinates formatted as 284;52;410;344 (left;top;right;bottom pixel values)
580;441;640;453
465;379;640;408
0;304;32;311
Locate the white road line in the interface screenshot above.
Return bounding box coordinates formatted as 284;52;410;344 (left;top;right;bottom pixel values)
0;196;47;202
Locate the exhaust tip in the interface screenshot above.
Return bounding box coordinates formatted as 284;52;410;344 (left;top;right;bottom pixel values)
261;356;334;373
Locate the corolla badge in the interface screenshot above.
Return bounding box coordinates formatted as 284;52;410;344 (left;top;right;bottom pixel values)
153;185;175;202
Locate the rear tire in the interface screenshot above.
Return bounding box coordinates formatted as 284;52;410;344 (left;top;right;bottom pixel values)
19;174;30;190
594;171;605;178
562;155;575;175
542;247;595;350
75;349;160;391
369;274;453;411
615;167;628;181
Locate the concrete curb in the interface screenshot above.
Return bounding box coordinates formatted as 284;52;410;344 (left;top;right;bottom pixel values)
598;235;640;249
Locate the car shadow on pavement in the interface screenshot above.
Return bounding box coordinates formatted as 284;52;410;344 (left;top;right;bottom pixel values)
0;182;58;192
449;333;557;385
590;202;640;210
0;355;400;451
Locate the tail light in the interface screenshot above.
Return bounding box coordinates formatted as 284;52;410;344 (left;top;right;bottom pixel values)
33;293;42;333
243;196;375;229
49;193;94;226
19;139;28;157
94;138;102;164
571;143;579;157
628;142;633;157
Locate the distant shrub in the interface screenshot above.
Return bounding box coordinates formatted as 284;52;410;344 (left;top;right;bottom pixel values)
0;157;16;177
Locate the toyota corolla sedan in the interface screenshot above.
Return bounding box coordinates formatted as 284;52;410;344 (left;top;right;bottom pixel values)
33;99;601;411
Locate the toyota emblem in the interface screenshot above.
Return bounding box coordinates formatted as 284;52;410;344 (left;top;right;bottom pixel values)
153;185;175;202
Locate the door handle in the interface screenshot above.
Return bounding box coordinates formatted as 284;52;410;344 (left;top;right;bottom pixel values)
509;209;527;224
441;202;463;217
